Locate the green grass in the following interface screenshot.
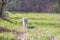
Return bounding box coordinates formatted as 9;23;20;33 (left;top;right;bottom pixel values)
0;11;60;40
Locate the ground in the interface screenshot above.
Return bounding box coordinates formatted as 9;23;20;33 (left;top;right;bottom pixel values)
0;12;60;40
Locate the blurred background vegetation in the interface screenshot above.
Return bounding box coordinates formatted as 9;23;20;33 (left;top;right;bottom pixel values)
0;0;60;40
5;0;60;13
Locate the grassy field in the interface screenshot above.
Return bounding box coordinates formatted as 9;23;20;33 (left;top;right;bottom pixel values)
0;12;60;40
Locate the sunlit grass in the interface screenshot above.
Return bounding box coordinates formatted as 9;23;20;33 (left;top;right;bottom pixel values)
0;11;60;40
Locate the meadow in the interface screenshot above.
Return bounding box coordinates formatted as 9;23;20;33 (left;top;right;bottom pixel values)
0;12;60;40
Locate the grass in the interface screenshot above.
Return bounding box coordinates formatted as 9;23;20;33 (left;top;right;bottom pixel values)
0;11;60;40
